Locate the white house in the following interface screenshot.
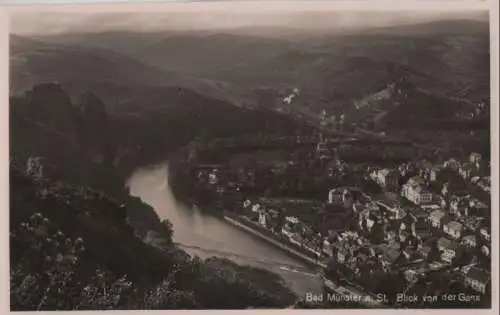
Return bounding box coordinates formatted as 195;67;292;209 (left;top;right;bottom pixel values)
443;220;464;239
328;188;353;207
469;152;482;165
401;177;432;205
461;235;477;248
429;166;442;182
370;168;400;189
26;156;45;178
459;163;477;181
464;267;490;294
437;237;458;263
480;228;491;241
443;158;460;171
208;169;219;185
429;210;446;228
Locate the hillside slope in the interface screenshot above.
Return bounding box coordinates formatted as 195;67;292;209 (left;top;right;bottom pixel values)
10;163;297;310
10;35;245;110
9;83;300;310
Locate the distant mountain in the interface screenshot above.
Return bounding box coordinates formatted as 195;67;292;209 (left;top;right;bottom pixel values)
10;18;490;117
10;35;179;89
132;33;295;78
9;35;246;110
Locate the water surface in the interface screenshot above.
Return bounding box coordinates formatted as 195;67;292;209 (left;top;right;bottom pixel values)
127;163;323;296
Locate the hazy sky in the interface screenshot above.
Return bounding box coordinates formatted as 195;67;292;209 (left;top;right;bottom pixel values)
9;2;488;35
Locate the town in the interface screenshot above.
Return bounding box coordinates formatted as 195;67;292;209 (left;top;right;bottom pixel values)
169;120;491;308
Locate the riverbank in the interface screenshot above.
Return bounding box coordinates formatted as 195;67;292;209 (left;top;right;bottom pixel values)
220;211;385;309
129;165;329;297
222;213;327;269
164;163;385;308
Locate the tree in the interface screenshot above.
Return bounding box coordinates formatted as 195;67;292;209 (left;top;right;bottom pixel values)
161;219;174;244
10;213;137;311
143;279;198;309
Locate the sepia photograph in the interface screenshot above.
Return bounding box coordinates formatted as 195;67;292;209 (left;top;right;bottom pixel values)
4;0;498;311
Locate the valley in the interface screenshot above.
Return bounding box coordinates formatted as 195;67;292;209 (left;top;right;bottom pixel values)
8;11;492;310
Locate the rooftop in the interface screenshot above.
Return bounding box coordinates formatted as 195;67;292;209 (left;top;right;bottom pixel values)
462;235;477;242
437;237;458;251
407;206;428;218
374;194;402;209
407;176;425;186
445;220;463;231
417;245;432;257
378;169;390;177
460;162;476;171
383;248;401;263
430;209;445;220
420;204;442;211
466;267;490;284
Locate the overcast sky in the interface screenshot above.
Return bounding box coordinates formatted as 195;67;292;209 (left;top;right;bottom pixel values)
8;2;488;35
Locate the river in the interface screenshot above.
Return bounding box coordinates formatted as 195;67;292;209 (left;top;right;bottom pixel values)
126;163;323;297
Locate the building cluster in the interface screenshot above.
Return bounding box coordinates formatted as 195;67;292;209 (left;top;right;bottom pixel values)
189;147;491;300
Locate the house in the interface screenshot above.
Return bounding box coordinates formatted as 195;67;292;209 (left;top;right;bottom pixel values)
281;223;294;239
322;237;337;257
404;263;429;283
375;196;407;220
400;231;420;249
443;220;463;239
417;245;432;261
443;158;460;171
331;242;352;264
337;247;349;264
464;267;490;294
461;217;483;232
420;160;433;174
401;177;433;205
429;210;446;228
405;208;431;239
290;233;306;247
437;237;458;263
207;169;220;185
469;152;482;165
370;168;400;190
449;196;467;215
429;166;442;182
476;176;491;193
419;160;434;182
407;207;429;228
480;227;491;241
461;235;477;248
420;204;442;213
258;211;273;228
328;188;353;207
468;198;489;213
380;247;402;270
480;245;490;257
26;156;45;178
384;230;397;242
470;176;481;185
398;163;411;177
458;163;477;181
